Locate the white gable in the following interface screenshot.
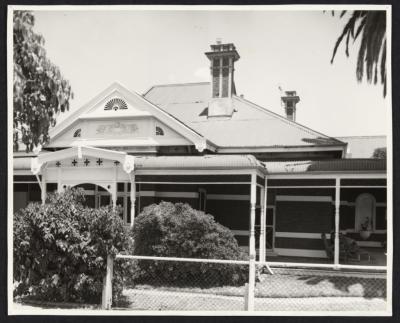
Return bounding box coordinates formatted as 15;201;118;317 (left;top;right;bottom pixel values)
47;82;211;151
48;117;192;148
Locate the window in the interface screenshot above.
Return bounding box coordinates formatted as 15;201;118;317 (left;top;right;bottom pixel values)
156;126;164;136
73;129;81;137
355;193;376;231
198;189;207;212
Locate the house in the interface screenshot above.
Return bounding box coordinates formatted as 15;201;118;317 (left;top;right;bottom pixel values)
337;135;387;159
13;41;387;263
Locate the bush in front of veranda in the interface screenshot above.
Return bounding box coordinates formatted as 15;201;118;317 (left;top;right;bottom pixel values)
131;201;248;287
13;188;133;304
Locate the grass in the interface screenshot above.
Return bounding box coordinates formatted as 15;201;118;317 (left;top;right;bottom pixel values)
13;268;387;312
255;270;386;298
127;268;386;299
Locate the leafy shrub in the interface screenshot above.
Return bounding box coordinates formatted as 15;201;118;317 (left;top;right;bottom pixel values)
372;147;386;159
132;201;247;287
13;188;131;304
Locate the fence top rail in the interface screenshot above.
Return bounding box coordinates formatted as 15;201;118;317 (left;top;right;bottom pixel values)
115;254;249;265
261;261;387;272
115;255;386;272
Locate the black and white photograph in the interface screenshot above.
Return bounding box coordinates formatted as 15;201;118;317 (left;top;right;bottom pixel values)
8;5;392;315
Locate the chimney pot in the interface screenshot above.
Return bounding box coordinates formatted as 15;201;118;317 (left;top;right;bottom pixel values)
281;90;300;122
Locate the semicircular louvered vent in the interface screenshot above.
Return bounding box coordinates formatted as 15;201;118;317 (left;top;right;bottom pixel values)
104;98;128;111
156;126;164;136
73;129;81;138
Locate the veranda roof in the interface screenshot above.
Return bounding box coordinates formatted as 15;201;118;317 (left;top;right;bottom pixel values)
134;155;264;170
14;157;34;171
264;159;387;174
13;152;265;173
14;152;385;175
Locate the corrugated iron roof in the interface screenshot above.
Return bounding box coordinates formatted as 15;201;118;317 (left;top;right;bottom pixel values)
134;154;264;170
13;157;32;170
13;154;265;172
264;159;386;174
143;82;210;105
14;155;385;174
143;82;345;150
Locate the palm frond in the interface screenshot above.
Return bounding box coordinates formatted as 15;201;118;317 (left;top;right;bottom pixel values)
380;39;387;96
330;11;366;63
331;10;387;97
354;17;366;40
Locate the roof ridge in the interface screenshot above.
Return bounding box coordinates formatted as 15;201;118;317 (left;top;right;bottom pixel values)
156;81;210;86
142;82;210;97
233;95;346;146
148;81;210;89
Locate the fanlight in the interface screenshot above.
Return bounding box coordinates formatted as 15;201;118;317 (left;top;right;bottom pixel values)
104;98;128;111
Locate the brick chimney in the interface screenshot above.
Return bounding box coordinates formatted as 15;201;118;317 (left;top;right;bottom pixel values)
281;91;300;122
205;39;240;99
205;40;240;118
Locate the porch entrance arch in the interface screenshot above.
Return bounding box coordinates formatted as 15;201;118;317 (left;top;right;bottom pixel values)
30;145;136;226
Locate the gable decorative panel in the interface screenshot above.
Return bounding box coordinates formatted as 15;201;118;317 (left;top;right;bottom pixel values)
104;98;128;111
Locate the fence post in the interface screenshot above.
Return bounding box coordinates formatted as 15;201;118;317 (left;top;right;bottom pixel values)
101;255;114;310
244;283;249;310
246;254;256;311
245;173;257;311
334;177;341;269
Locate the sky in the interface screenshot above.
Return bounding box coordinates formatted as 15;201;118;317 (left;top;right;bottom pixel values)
32;8;389;137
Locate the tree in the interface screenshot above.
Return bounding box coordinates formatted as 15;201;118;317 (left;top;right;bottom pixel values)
13;11;73;152
372;147;386;159
330;11;387;97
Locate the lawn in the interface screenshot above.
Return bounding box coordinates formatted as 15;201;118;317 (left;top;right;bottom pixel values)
121;268;387;311
13;268;387;312
126;268;386;299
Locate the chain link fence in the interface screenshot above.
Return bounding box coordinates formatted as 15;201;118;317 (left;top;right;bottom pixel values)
114;255;249;311
254;263;387;312
105;255;387;312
